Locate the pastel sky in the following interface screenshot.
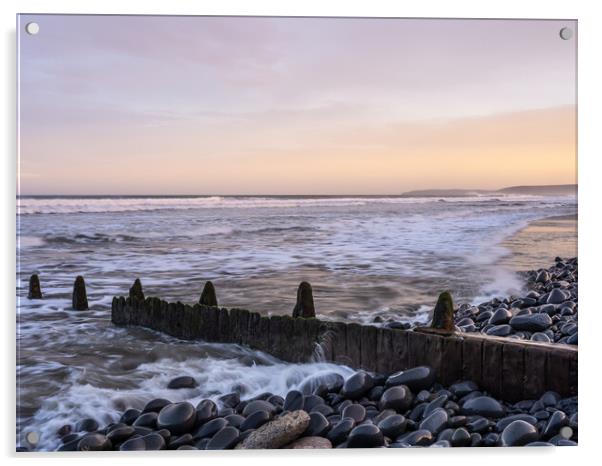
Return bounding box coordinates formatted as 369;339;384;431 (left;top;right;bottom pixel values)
18;15;576;195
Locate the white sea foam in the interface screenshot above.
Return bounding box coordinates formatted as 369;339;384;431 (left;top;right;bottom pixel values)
17;194;547;215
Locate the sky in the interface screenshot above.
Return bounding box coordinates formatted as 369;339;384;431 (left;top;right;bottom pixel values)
18;15;577;195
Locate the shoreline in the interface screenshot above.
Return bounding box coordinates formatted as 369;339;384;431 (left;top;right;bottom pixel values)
501;214;577;273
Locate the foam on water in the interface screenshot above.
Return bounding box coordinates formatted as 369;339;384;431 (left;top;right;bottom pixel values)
18;194;543;215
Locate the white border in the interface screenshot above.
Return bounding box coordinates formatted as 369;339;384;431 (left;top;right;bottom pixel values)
2;1;601;465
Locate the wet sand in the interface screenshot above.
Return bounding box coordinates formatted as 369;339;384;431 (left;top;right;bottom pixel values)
502;214;577;272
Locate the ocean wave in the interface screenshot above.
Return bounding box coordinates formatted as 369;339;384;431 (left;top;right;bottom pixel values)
15;194;559;215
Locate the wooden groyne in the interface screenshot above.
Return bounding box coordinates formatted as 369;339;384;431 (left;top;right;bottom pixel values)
111;294;577;402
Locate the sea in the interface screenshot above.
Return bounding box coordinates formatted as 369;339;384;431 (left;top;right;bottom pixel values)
16;193;577;450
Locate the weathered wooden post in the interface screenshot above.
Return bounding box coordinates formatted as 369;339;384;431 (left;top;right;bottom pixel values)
28;274;42;299
129;278;145;301
199;281;218;307
292;281;315;318
431;291;454;331
72;276;89;310
415;291;455;335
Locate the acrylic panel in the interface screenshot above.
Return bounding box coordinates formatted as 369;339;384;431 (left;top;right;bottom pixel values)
17;15;577;451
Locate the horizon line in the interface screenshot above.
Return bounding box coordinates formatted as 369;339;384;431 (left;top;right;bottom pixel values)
16;184;578;198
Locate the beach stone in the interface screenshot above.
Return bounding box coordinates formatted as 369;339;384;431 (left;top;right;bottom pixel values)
542;411;568;439
535;270;550;283
72;275;89;310
194;438;210;449
377;414;407;438
242;400;277;417
224;414;245;428
466;416;491;433
106;425;135;444
341;371;374;400
496;414;537;432
501;420;539;446
531;332;551;343
567;333;578;345
509;313;552;332
305;412;330;437
129;278;144;301
379;385;414;412
341;404;366;423
423;394;448;418
547;289;568;304
157;402;196;435
396;429;434;446
143;432;166;450
218;408;235;418
236;410;310;449
119;408;141;425
489;308;512;325
168;433;193;449
486;324;512;336
199;281;218;307
167;376;197;389
300;372;344;395
419;408;448;435
386;366;435;392
206;426;240;450
461;396;505;418
449;381;479;398
368;385;385;401
28;274;42;299
218;392;240;409
77;433;112;451
119;436;146;451
283;390;304;411
292;281;315;318
303;394;325;412
347;424;385;448
450;427;471;447
240;410;271;431
540;391;561;407
193;417;228;439
196;399;218;425
285;436;333;449
177;445;198;450
143;398;171;413
483;432;500;446
327;418;356;445
75;418;99;432
57;424;72;438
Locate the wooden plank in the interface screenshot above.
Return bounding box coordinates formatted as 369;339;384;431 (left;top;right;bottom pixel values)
407;331;427;368
502;342;525;402
331;322;351;366
238;309;250;345
360;325;378;372
269;315;283;359
481;339;503;397
376;328;393;374
422;333;443;380
346;323;362;368
292;318;308;363
390;330;409;373
546;347;572;397
440;335;463;386
229;308;240;343
524;345;548;400
462;337;483;385
257;316;270;353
